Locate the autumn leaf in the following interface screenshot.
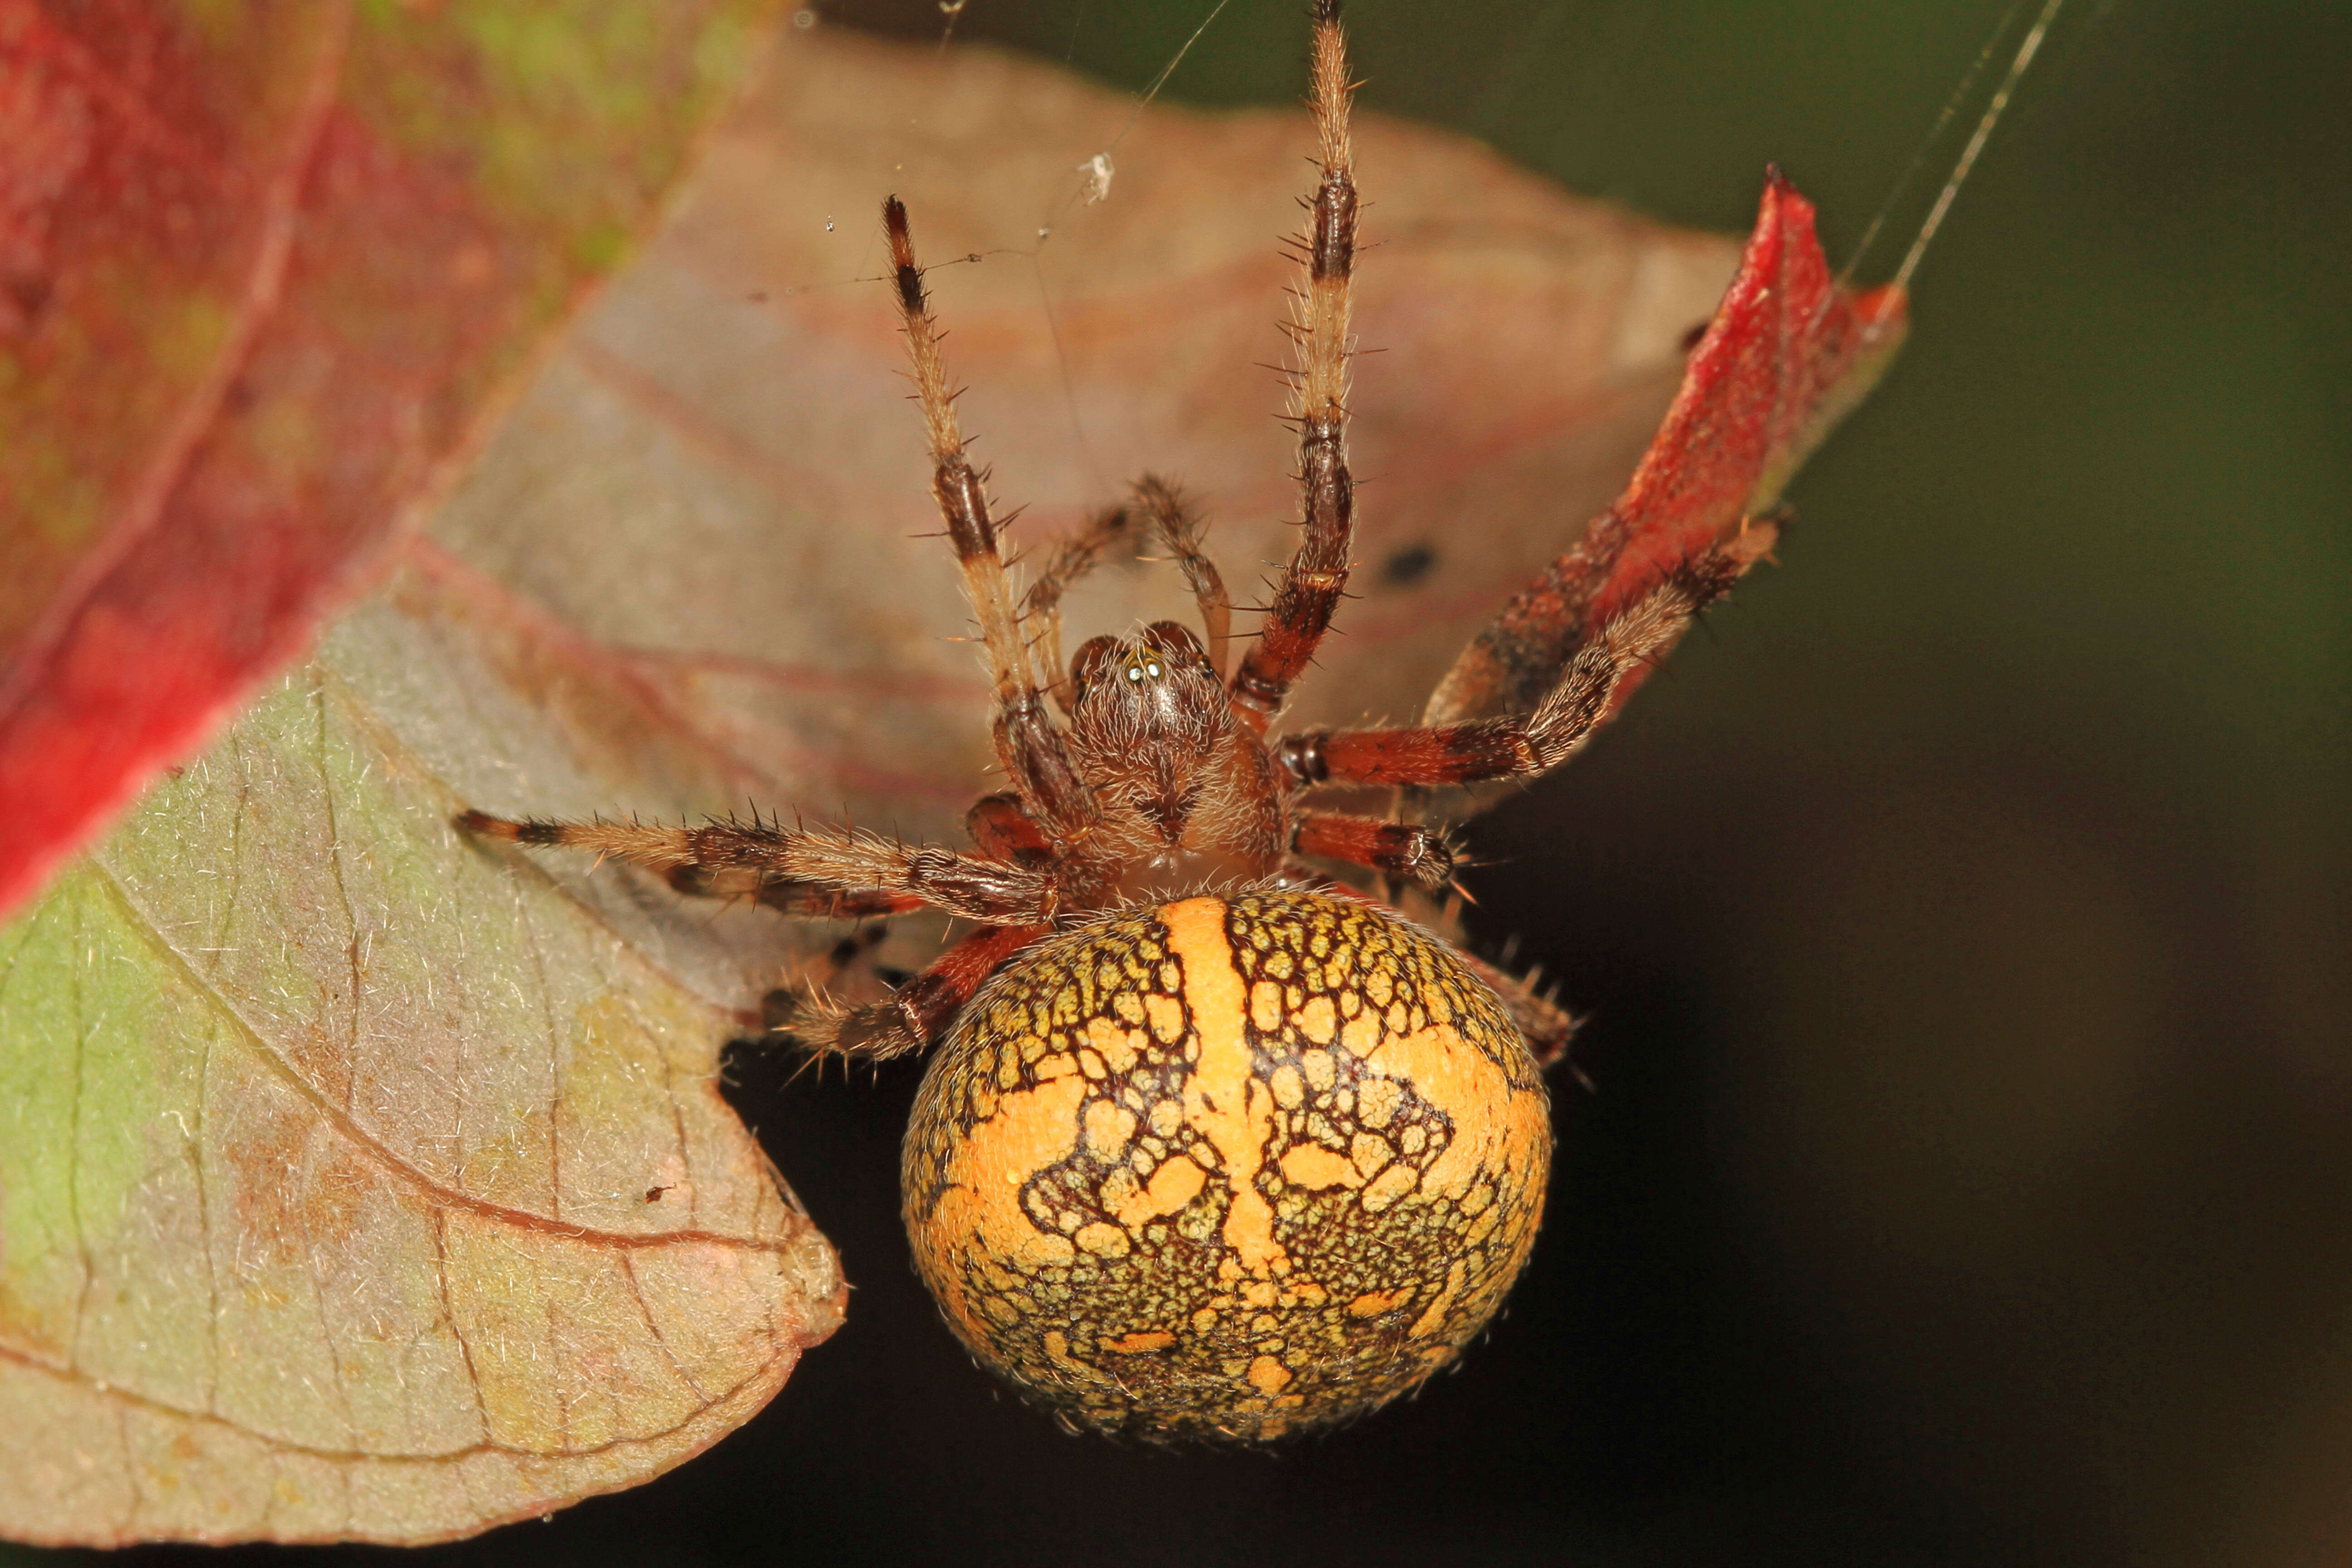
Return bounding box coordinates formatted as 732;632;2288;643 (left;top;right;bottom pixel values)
0;663;843;1546
0;0;778;925
1421;171;1907;730
0;15;1900;1548
0;0;844;1547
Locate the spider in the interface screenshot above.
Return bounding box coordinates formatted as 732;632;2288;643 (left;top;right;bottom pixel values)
461;0;1772;1441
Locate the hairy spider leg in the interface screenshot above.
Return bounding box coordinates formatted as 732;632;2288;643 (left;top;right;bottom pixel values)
1273;537;1765;792
882;197;1100;847
965;791;1053;864
1284;865;1578;1066
1229;0;1358;736
1421;508;1639;736
1020;503;1133;717
706;871;925;920
1018;476;1230;720
1289;810;1459;893
1128;475;1234;681
456;811;1060;925
775;921;1048;1063
1420;501;1791;740
1457;950;1579;1068
642;841;924;916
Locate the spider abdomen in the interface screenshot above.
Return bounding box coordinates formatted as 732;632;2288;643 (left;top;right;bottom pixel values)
902;888;1552;1441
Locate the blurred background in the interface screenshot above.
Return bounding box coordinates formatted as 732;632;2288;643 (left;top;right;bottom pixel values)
34;0;2347;1563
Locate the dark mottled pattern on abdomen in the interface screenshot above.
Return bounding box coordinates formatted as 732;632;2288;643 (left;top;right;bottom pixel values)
903;890;1552;1442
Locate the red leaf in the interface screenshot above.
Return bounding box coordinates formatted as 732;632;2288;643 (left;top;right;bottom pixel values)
0;0;774;924
1424;169;1909;727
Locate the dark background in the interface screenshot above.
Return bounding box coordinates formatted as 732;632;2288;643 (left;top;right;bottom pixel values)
32;0;2349;1563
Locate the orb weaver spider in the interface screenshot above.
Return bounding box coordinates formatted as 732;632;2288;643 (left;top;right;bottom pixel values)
460;0;1851;1441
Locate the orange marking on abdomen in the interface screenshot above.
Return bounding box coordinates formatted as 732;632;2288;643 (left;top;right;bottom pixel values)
1161;897;1284;1275
922;1074;1085;1338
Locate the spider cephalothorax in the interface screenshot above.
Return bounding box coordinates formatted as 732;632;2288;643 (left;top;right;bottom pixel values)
1055;617;1287;905
461;0;1776;1440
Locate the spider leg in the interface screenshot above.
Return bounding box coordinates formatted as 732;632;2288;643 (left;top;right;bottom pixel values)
771;921;1045;1063
1230;0;1357;735
965;790;1052;865
882;198;1099;845
695;869;925;920
1019;476;1231;713
1021;504;1132;715
1421;506;1789;737
653;849;924;918
1274;537;1763;791
1129;475;1233;680
1282;863;1577;1066
1290;809;1457;893
1457;953;1579;1069
458;810;1058;925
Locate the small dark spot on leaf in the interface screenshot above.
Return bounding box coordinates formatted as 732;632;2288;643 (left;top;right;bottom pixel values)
1382;544;1436;587
4;273;53;334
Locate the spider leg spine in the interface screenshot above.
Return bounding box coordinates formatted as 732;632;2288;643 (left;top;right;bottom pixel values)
457;808;1057;925
883;196;1100;843
782;922;1044;1064
1275;534;1767;793
1230;0;1359;735
1128;475;1234;680
1290;810;1458;893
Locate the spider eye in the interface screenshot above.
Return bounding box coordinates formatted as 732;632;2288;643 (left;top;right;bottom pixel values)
1125;665;1144;683
1145;661;1162;679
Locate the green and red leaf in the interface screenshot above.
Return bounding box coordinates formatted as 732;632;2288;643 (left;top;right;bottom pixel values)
0;0;771;924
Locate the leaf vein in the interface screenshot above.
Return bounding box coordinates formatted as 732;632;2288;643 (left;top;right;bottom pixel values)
78;859;799;1256
0;1335;803;1468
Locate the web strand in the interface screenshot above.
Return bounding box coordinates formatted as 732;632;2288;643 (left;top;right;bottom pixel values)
1892;0;2070;295
1031;0;1237;254
1019;0;1239;501
1834;0;2029;297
